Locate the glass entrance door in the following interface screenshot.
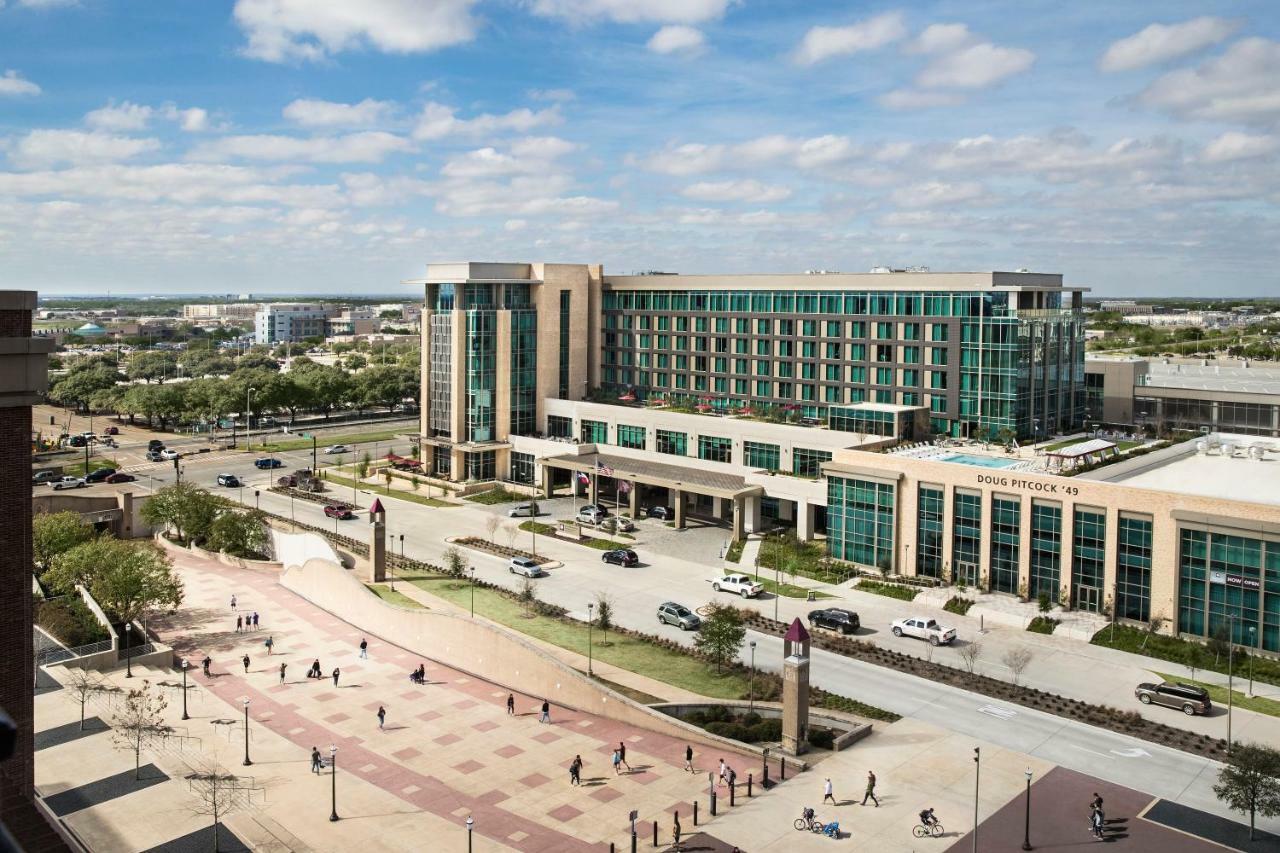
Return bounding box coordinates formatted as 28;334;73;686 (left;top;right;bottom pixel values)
1075;584;1101;613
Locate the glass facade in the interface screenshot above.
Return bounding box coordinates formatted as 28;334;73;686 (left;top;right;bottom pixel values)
743;441;780;470
617;424;646;449
558;290;571;399
989;496;1021;594
1029;502;1061;601
698;435;732;463
510;309;537;436
547;414;572;438
510;451;535;484
580;419;607;444
1071;509;1106;613
792;447;832;478
916;485;944;578
464;450;495;482
656;429;687;456
465;311;496;442
1116;515;1153;622
952;491;982;586
829;406;897;437
1179;529;1278;653
828;476;895;570
428;313;453;438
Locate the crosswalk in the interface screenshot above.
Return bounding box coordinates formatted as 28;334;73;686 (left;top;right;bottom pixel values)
124;448;309;473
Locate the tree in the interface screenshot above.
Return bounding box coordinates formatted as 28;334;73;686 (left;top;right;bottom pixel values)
33;511;94;577
382;467;393;494
50;363;124;412
185;761;253;853
695;604;746;673
127;351;178;384
235;353;279;372
443;546;467;578
295;365;351;420
1002;646;1034;686
959;641;983;674
1185;642;1207;682
64;539;183;626
63;667;119;730
344;354;367;371
485;515;501;545
206;510;267;558
1213;742;1280;840
355;452;371;481
141;482;227;545
518;577;538;618
594;593;615;647
112;682;171;779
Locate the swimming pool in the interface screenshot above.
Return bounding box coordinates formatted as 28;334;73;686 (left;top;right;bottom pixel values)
938;453;1018;469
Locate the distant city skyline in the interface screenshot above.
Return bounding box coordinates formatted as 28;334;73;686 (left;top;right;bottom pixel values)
1;1;1278;296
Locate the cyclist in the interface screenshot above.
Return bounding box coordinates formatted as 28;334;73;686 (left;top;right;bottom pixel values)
801;806;816;828
920;808;938;829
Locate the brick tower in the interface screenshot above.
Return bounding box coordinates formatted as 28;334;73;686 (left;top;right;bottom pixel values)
781;617;811;755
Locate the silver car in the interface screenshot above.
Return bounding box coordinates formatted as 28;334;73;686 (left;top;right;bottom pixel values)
657;602;701;630
508;557;545;578
507;503;541;518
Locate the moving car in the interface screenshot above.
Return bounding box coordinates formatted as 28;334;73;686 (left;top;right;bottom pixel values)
216;473;241;487
84;468;116;484
31;470;59;485
254;457;284;469
104;426;120;435
324;444;351;455
657;602;701;630
1135;681;1211;716
712;574;764;598
891;617;957;646
808;608;861;635
105;472;137;484
324;504;355;520
147;439;165;451
50;476;87;491
144;450;165;462
508;557;546;578
158;449;180;461
507;503;542;518
601;549;638;567
646;506;675;520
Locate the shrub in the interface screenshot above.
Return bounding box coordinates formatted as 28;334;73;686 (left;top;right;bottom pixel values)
705;721;748;742
808;728;836;750
857;580;918;602
943;596;975;616
1027;616;1059;635
1037;592;1053;613
36;596;109;647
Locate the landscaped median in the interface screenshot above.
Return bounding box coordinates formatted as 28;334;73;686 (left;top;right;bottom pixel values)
515;519;631;552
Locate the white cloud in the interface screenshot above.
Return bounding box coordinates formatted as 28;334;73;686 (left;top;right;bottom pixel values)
1137;38;1280;125
189;131;413;164
0;69;41;97
526;0;731;25
1201;131;1278;163
233;0;478;62
639;142;725;175
441;136;576;178
647;25;704;55
528;88;575;102
794;134;854;169
340;172;431;206
434;173;616;218
5;129;160;169
412;102;562;141
504;218;527;231
793;12;906;66
283;98;394;128
1100;17;1240;72
681;179;790;203
890;181;985;208
85;101;154;131
905;23;975;55
879;89;967;110
916;42;1035;89
929;130;1181;178
169;107;210;132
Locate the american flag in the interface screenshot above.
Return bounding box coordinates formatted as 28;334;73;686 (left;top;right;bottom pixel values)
596;460;614;477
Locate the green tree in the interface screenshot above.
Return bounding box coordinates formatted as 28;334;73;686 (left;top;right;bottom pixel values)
355;452;371;480
32;510;94;577
205;510;267;558
344;354;367;371
1185;642;1207;682
235;352;279;372
140;482;227;545
127;351;178;384
1213;742;1280;840
89;541;184;626
50;363;124;412
112;683;172;779
594;592;614;647
443;546;467;578
695;603;746;673
295;365;351;420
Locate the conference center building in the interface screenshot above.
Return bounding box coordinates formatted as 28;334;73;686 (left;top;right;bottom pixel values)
411;262;1280;652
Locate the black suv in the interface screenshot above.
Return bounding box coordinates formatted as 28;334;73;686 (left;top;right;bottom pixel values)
1134;681;1212;716
808;608;860;635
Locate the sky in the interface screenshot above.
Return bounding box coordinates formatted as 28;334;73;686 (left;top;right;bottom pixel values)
1;1;1278;298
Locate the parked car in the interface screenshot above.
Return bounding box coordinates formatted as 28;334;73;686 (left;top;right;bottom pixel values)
576;508;605;525
657;602;701;630
65;435;87;448
646;506;675;520
31;470;59;485
158;449;180;461
147;439;165;450
99;438;118;448
255;457;284;469
808;608;861;635
105;472;137;484
579;503;610;517
508;557;545;578
891;616;957;646
711;574;764;598
144;450;165;462
104;426;120;435
50;476;86;491
324;444;351;455
1135;681;1211;716
84;468;116;484
324;504;355;520
507;503;542;518
216;473;241;487
601;549;638;567
601;515;635;533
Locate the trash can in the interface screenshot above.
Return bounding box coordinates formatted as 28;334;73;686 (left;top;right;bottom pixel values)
806;590;816;601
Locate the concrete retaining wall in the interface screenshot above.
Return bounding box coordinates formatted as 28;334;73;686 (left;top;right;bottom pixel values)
651;701;872;755
154;533;283;574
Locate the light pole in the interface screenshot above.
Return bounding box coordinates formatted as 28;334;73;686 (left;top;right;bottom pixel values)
245;387;256;453
749;640;757;711
181;660;189;720
329;745;339;821
1247;626;1256;697
1021;767;1033;851
469;567;476;617
972;747;980;853
1227;613;1235;753
124;623;133;678
465;815;473;852
254;489;260;511
587;602;594;677
242;699;252;766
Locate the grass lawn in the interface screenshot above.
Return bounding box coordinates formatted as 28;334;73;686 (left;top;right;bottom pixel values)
71;457;120;476
322;471;453;507
725;539;745;564
518;520;557;535
465;487;525;505
257;428;406;453
406;575;752;700
750;576;835;600
1092;624;1280;688
856;580;919;602
756;535;855;584
1154;671;1280;718
364;583;426;609
590;675;665;705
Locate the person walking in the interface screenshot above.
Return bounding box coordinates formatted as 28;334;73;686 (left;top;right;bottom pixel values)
540;699;550;723
684;745;694;773
230;595;237;609
718;759;727;787
252;612;259;630
264;635;274;655
1090;805;1105;840
727;765;737;793
618;741;632;772
506;693;515;716
201;656;212;677
235;614;243;633
823;777;835;805
359;638;368;659
611;748;622;775
278;662;287;685
861;770;879;807
569;755;582;786
672;811;682;852
241;653;250;674
332;667;340;687
311;746;323;774
377;705;386;730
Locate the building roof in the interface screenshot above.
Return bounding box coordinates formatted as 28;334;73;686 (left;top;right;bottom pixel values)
784;618;810;644
539;451;762;499
1102;436;1280;507
1143;362;1280;396
1046;438;1116;459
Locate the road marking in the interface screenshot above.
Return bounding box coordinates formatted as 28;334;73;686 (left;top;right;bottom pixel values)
1067;744;1114;759
977;705;1017;720
1109;747;1151;758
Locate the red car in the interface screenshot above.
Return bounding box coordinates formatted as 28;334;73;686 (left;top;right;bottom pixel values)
104;426;120;435
324;504;355;520
104;472;137;484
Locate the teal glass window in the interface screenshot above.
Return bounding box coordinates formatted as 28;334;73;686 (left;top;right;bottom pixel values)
655;429;687;456
917;485;944;578
743;441;780;469
792;447;832;478
953;492;982;586
827;476;895;571
1116;516;1153;622
698;435;732;463
1030;503;1061;601
617;424;646;450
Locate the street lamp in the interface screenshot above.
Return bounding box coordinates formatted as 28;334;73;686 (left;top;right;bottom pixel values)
465;815;473;853
181;660;190;720
972;747;980;853
1247;626;1256;697
469;567;476;617
587;602;594;677
749;640;757;711
245;387;256;453
124;623;133;678
1021;767;1033;851
1227;613;1236;753
329;745;339;821
242;699;252;766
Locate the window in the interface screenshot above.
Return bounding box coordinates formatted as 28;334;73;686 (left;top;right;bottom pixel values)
953;491;981;586
825;321;841;337
1179;529;1272;651
756;319;772;335
902;322;921;340
931;324;949;342
464;450;495;482
558;291;571;398
1072;509;1105;612
698;435;732;463
875;322;894;340
989;496;1020;594
755;339;771;356
901;346;920;364
656;429;687;456
849;321;866;338
828;476;895;570
875;367;893;386
580;419;607;444
1030;503;1061;601
801;320;817;336
825;342;842;360
793;447;832;478
743;441;780;470
901;369;920;387
755;380;772;397
1116;515;1153;622
930;348;948;366
617;424;646;450
510;451;535;484
917;486;944;578
547;414;572;438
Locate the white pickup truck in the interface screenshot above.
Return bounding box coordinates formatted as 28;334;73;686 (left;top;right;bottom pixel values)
891;616;957;646
711;574;765;598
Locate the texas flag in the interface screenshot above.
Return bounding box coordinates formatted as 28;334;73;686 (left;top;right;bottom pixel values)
576;471;591;486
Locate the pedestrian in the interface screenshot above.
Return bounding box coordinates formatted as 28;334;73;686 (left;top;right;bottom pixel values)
673;811;682;852
823;777;835;805
727;765;737;792
201;656;211;677
252;612;259;630
332;667;340;687
236;614;243;633
359;638;368;659
684;745;694;772
540;699;550;723
718;758;727;787
279;662;287;685
1090;806;1105;840
1089;793;1104;815
230;594;237;609
311;746;322;774
265;635;274;655
377;705;386;729
618;741;632;771
861;770;879;807
612;748;622;775
310;659;321;679
569;755;582;786
241;653;250;674
506;693;515;716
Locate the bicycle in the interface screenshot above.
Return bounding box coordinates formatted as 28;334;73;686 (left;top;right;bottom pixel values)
794;817;825;833
912;821;944;838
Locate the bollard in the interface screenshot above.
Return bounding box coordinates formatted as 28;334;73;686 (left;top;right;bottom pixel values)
693;800;699;826
781;757;787;781
710;790;717;816
763;764;770;789
631;829;637;853
980;614;984;633
748;773;753;797
611;845;615;853
654;820;660;848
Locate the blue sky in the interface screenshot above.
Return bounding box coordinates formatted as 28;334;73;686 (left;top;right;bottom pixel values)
1;1;1278;297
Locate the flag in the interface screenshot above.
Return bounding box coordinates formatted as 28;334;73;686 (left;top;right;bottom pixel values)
618;480;631;494
576;471;590;486
596;460;614;477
